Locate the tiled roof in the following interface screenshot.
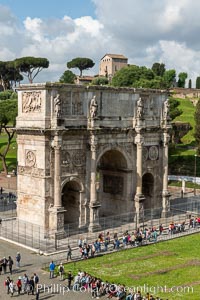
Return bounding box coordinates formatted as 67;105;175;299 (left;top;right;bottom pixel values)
101;54;128;60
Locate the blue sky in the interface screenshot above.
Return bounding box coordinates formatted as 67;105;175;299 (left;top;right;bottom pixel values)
0;0;200;85
0;0;96;20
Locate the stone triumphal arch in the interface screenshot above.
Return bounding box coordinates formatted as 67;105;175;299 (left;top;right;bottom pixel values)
16;83;171;234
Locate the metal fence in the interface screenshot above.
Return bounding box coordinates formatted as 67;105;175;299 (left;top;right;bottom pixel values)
0;196;200;253
0;197;16;219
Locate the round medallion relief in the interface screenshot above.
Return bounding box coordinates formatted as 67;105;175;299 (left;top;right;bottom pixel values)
72;151;86;167
26;151;36;167
143;147;149;161
149;146;159;161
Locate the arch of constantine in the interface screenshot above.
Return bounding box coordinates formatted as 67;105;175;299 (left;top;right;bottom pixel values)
16;83;171;234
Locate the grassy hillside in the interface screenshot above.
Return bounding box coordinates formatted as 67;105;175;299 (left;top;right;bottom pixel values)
169;97;197;176
62;233;200;300
173;97;196;145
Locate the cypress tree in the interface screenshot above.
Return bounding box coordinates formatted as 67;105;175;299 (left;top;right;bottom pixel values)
194;100;200;155
196;77;200;89
188;79;192;88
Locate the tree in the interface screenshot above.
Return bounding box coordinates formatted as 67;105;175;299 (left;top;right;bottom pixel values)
59;70;76;84
151;62;166;77
163;69;176;88
14;57;49;83
67;57;95;77
91;76;109;85
6;61;23;88
111;65;155;87
0;61;10;91
0;99;17;174
194;100;200;155
188;79;192;89
177;72;188;88
196;77;200;89
169;98;182;120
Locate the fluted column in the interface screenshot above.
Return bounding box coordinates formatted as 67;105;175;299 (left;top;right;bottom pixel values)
162;131;170;217
48;132;65;235
54;134;62;207
88;133;101;232
134;133;145;227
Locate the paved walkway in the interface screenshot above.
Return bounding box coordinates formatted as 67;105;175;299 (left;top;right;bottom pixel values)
1;225;200;300
0;239;107;300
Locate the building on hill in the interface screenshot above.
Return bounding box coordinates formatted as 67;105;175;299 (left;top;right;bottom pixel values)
75;76;95;85
99;54;128;79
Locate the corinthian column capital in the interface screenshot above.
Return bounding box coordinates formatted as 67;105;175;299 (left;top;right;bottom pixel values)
134;134;144;145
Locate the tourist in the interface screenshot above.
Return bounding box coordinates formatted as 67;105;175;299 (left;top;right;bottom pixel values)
4;276;11;294
58;262;64;280
67;270;73;289
49;261;56;279
16;252;21;268
0;260;2;275
9;279;15;296
2;257;8;274
159;224;163;235
22;273;29;293
67;245;72;261
8;256;14;275
16;276;22;295
28;276;35;295
33;272;39;285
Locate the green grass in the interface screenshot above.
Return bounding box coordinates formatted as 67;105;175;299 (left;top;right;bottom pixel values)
60;234;200;299
0;133;17;172
173;97;196;144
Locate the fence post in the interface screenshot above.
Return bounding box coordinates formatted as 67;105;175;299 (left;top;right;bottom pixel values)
55;233;57;250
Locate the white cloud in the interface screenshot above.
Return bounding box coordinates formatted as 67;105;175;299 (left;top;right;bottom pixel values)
1;1;200;85
24;17;43;42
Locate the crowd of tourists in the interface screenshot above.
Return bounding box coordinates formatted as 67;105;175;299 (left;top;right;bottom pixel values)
77;227;161;259
1;251;40;298
70;270;164;299
47;267;166;300
4;272;39;297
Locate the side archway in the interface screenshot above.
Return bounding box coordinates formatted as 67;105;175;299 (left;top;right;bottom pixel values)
61;178;83;225
142;172;154;211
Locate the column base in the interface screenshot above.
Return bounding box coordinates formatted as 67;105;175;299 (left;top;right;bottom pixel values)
134;194;145;212
48;206;66;237
88;222;101;233
88;202;101;233
161;210;171;218
134;194;145;227
161;190;171;218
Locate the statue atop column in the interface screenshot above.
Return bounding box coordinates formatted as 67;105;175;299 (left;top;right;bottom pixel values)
136;97;144;119
163;98;170;121
54;94;61;118
90;95;98;118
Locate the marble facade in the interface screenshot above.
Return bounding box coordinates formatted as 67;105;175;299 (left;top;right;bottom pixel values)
16;83;171;234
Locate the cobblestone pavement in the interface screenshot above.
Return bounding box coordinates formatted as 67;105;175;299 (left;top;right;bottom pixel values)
0;239;107;300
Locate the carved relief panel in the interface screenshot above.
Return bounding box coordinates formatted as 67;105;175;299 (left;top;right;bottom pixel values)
61;149;86;174
25;150;36;167
22;91;42;113
143;146;159;161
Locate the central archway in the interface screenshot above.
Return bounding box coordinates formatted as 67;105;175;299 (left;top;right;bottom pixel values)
97;149;133;218
62;180;81;225
142;173;154;211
